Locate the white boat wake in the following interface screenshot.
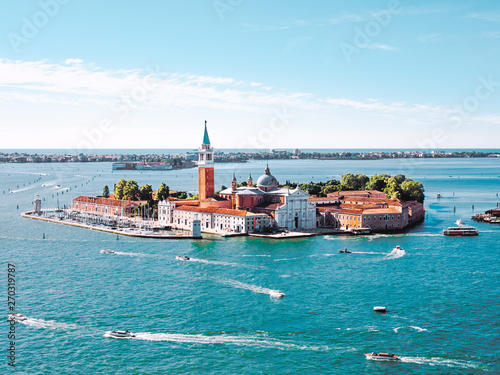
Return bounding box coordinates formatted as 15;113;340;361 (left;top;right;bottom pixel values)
385;247;406;260
113;251;143;257
16;317;79;330
274;257;302;262
218;278;284;297
393;326;429;333
400;356;482;369
188;258;249;268
132;332;325;351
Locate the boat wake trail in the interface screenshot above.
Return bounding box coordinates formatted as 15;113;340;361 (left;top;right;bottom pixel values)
384;247;406;260
133;332;326;351
17;317;79;331
218;278;281;297
400;356;482;369
393;326;429;333
114;251;143;257
274;257;302;262
189;258;250;268
350;251;380;255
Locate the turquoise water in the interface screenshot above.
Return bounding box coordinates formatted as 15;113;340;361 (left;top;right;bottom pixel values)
1;158;499;374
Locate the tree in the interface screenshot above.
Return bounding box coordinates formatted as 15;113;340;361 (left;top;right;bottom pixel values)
139;184;153;201
114;179;126;200
384;177;402;200
122;180;139;201
394;174;406;184
102;185;110;198
401;180;425;203
156;183;170;201
340;174;368;191
365;174;389;191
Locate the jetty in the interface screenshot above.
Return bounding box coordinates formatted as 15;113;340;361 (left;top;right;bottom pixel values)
21;212;203;239
472;208;500;224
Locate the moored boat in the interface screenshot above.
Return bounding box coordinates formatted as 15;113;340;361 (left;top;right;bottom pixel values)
365;352;400;361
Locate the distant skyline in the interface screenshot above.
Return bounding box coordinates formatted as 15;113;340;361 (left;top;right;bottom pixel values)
1;1;499;150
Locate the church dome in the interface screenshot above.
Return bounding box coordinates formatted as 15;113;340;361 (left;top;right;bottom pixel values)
256;164;279;191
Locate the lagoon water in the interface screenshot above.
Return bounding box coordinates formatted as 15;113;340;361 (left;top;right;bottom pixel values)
1;158;499;374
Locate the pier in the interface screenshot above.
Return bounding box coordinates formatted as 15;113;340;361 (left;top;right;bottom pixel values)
21;212;203;239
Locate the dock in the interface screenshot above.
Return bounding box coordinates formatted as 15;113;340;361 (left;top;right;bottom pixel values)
21;212;203;239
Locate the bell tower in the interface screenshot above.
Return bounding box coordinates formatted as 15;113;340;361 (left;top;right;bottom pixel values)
198;121;215;200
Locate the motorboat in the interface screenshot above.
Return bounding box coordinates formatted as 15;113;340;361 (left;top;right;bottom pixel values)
106;330;135;339
339;248;351;253
269;290;286;298
456;219;464;226
8;313;27;321
437;193;441;198
443;226;478;236
100;249;116;254
176;255;190;261
373;306;386;313
365;352;400;361
395;245;401;250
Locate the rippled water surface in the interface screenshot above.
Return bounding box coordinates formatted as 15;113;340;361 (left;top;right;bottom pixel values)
1;158;499;374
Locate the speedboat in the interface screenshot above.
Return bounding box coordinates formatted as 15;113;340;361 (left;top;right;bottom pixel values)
269;290;286;298
176;255;190;261
106;330;135;339
100;249;116;254
8;313;27;321
339;248;351;253
365;352;400;361
437;193;441;198
373;306;386;313
443;225;478;236
395;245;401;250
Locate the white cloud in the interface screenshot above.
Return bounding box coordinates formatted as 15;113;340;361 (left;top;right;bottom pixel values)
480;31;500;39
363;44;395;51
466;12;500;22
65;58;84;65
417;34;441;43
0;59;315;113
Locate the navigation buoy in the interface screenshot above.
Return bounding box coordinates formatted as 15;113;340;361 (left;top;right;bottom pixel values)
43;233;46;239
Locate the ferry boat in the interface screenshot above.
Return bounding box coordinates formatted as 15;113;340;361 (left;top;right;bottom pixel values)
365;352;400;361
443;226;478;236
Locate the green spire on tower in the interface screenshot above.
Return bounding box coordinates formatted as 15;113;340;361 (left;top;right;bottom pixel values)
203;120;211;145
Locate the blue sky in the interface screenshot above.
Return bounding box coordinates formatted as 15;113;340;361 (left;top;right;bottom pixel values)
0;0;499;150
